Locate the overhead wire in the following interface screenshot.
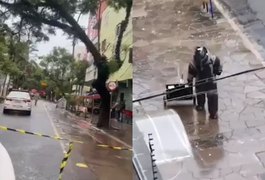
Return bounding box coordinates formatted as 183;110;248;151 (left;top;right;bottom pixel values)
133;66;265;103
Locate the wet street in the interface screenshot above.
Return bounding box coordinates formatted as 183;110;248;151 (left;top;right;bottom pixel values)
0;100;132;180
133;0;265;179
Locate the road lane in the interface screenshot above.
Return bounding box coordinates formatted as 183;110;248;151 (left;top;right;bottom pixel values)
0;100;63;180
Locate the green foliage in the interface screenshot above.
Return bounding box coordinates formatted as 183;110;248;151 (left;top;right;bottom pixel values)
71;60;89;85
0;0;132;100
107;58;120;74
21;78;40;90
0;0;133;61
107;0;132;11
0;59;22;77
39;47;75;95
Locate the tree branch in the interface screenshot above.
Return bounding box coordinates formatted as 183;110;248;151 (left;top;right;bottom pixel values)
0;1;73;33
0;0;102;66
45;0;102;63
20;12;74;34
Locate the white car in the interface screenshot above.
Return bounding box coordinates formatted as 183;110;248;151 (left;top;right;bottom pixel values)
3;90;32;115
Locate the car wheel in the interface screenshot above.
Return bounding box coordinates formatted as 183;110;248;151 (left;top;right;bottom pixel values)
26;111;31;116
3;109;8;114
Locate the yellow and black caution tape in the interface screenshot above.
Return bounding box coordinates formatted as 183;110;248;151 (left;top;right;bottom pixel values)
59;142;74;180
0;125;83;144
0;124;132;179
0;125;132;151
97;144;132;151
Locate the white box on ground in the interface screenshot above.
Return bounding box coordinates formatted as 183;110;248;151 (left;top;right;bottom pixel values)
135;109;192;165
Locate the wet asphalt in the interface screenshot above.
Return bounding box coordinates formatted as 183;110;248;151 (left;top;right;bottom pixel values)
0;100;133;180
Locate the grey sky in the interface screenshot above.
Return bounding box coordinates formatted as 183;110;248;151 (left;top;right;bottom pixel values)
34;13;90;59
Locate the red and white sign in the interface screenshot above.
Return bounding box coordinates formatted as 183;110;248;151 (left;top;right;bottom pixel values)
107;81;117;91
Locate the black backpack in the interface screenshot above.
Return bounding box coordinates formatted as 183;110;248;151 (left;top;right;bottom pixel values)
199;55;222;80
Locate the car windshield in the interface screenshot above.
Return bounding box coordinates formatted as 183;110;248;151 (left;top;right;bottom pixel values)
7;91;30;99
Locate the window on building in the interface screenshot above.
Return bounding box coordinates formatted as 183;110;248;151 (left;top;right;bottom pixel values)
129;48;132;63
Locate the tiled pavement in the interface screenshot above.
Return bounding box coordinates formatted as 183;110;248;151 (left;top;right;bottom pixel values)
133;0;265;179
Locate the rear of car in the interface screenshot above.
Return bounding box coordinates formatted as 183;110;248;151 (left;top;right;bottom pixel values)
3;91;32;115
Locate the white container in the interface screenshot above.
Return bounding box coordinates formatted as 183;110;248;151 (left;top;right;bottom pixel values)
134;109;192;165
0;143;15;180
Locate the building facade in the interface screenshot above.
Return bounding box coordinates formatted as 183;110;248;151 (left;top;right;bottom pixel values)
84;0;108;86
100;5;132;111
85;1;132;111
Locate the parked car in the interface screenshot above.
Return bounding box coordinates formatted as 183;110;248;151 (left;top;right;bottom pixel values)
3;90;32;115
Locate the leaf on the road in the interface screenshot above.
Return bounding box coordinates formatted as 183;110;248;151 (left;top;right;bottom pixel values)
76;163;88;168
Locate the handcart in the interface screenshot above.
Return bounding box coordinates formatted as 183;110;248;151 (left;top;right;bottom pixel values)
163;80;196;107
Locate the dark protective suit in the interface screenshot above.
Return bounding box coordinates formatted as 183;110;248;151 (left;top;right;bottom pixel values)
188;49;222;117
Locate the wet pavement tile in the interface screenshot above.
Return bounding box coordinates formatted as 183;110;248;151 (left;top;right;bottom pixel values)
133;0;265;179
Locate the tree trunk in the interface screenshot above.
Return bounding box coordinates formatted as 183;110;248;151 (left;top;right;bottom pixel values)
81;85;84;96
94;83;110;127
6;76;11;95
92;60;110;128
115;2;132;66
1;74;7;97
78;85;81;95
97;1;102;53
46;0;110;128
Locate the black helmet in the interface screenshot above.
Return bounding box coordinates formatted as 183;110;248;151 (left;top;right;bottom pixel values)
197;46;208;59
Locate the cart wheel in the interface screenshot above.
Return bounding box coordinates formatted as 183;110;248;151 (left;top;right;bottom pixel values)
193;96;196;106
93;109;100;115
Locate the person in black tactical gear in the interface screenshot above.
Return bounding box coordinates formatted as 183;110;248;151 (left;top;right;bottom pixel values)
187;46;222;119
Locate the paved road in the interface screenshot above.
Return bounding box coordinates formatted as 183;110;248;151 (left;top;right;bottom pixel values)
0;100;133;180
0;101;63;180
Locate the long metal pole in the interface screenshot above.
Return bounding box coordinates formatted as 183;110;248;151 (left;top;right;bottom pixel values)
209;0;214;19
97;0;102;53
109;92;112;127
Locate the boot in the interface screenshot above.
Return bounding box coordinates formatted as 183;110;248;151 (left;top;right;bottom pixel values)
209;113;218;120
196;105;205;111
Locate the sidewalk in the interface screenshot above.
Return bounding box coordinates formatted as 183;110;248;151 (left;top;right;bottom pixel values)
134;0;265;179
58;108;132;147
45;102;133;179
214;0;265;60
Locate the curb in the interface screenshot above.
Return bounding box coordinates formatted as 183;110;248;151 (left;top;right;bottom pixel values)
59;110;132;149
213;0;265;66
91;126;132;149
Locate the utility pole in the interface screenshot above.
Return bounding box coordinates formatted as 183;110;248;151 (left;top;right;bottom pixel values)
72;13;83;57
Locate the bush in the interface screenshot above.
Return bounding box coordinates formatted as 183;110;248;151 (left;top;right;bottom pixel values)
65;95;86;114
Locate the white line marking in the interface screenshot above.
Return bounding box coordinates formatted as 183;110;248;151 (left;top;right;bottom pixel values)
43;102;66;153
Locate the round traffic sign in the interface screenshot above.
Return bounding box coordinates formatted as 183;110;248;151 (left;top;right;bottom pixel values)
107;81;117;91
